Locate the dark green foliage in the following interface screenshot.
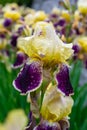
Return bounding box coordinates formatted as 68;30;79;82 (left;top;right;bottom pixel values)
0;0;33;6
0;62;29;122
70;60;87;130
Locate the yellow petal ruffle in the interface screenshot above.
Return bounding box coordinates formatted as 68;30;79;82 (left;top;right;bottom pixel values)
18;22;73;66
41;83;73;122
78;37;87;52
78;0;87;14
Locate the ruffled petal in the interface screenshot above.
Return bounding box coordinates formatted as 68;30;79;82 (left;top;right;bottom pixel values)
41;83;73;122
13;61;43;94
17;22;73;66
55;64;73;96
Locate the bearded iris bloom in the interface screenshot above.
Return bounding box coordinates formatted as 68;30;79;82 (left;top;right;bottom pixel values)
13;21;74;129
13;22;73;94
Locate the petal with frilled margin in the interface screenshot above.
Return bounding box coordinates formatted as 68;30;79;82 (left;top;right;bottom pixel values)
41;83;73;122
55;64;73;96
13;61;43;94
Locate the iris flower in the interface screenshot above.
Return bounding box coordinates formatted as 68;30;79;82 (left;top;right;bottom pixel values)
13;22;73;129
13;22;73;94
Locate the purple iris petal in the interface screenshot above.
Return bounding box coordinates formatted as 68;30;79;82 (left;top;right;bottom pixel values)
50;14;58;19
60;27;66;35
55;64;73;96
84;60;87;69
0;33;5;39
72;44;80;60
34;120;61;130
13;52;27;68
3;18;12;27
58;19;66;26
75;28;81;35
83;56;87;69
17;26;24;34
72;44;80;54
10;33;19;47
13;61;43;94
54;19;66;27
20;17;24;21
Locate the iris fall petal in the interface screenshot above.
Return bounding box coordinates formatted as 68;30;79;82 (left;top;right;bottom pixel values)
55;64;73;96
13;61;43;94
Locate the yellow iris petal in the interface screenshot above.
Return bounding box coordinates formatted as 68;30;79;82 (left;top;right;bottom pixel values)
41;83;74;122
0;40;7;50
25;11;47;27
18;22;73;66
78;0;87;14
0;109;28;130
4;11;21;21
61;10;70;22
78;37;87;52
34;11;47;22
0;124;6;130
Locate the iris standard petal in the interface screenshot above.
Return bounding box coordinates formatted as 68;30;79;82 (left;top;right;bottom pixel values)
18;22;73;66
13;61;43;94
55;64;73;96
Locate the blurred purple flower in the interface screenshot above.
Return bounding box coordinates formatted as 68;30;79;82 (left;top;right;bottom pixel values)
13;52;27;69
3;18;12;27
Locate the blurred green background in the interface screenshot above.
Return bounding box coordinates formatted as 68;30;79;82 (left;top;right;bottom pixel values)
0;0;33;6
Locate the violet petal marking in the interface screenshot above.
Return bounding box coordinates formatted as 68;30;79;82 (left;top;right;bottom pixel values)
13;61;42;94
17;26;24;34
10;33;19;47
58;19;66;26
72;44;80;54
3;18;12;27
13;52;27;68
34;120;61;130
54;19;66;27
56;64;73;96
